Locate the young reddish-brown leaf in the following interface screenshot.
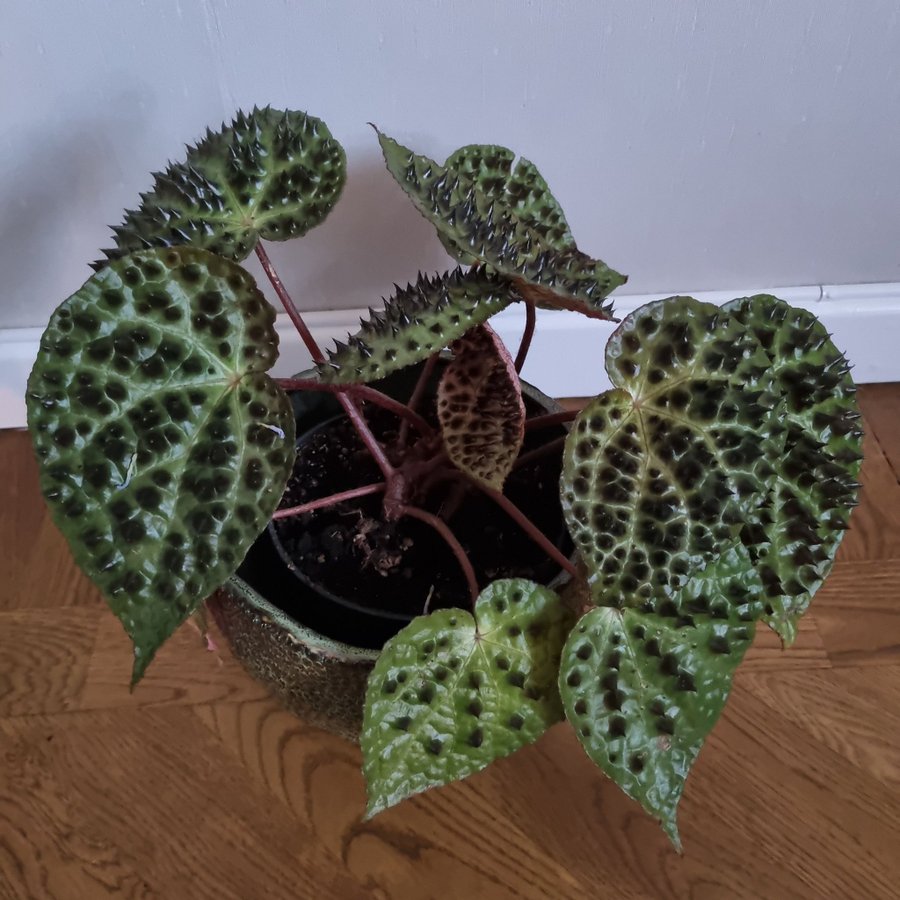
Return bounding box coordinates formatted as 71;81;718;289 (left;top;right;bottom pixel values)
438;324;526;490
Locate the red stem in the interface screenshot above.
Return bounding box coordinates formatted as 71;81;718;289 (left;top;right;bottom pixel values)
397;504;479;604
272;483;386;521
254;243;395;481
399;353;440;448
514;300;536;373
524;408;580;430
255;243;324;365
340;398;396;479
277;378;433;437
464;477;577;576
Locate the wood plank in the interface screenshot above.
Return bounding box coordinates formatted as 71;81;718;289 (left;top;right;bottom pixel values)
859;382;900;481
77;612;270;711
813;559;900;667
0;708;367;900
743;668;900;789
837;428;900;561
192;700;590;899
2;385;900;898
0;609;100;717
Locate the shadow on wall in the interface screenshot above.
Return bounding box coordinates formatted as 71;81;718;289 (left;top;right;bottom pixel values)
242;153;453;312
2;116;451;322
0;99;153;328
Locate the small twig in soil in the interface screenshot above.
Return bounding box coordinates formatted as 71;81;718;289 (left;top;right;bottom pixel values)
396;504;479;604
423;584;436;615
277;378;434;438
514;299;536;373
513;435;567;471
272;483;387;521
524;408;580;430
398;353;440;448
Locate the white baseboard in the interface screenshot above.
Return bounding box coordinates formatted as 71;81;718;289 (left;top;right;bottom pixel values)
3;282;899;430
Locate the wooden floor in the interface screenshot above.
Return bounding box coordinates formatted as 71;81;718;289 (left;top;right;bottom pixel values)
1;385;899;900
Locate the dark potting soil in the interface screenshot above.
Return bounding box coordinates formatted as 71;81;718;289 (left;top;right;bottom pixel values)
271;403;570;621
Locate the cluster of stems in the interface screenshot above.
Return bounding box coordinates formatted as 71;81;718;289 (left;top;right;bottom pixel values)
255;243;578;604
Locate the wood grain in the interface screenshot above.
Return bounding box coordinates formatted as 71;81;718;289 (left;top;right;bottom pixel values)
2;384;900;899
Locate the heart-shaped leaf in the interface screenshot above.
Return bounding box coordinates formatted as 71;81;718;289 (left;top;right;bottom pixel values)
722;296;862;642
561;297;777;606
438;324;525;490
362;579;574;816
98;107;346;264
559;544;764;848
438;144;575;261
317;268;516;384
27;247;295;682
378;132;625;319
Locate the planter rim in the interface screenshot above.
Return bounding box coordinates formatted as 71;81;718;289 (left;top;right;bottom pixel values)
224;364;567;663
220;572;381;662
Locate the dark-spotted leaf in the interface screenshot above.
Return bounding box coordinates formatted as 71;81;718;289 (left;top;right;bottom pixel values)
317;268;516;384
561;297;776;607
378;131;625;320
438;324;525;490
99;107;346;264
439;144;575;260
362;579;574;816
27;247;295;682
721;296;862;643
559;544;764;848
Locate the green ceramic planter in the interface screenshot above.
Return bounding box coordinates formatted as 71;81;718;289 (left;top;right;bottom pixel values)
209;364;566;742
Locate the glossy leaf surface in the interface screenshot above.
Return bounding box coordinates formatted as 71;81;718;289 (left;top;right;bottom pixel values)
561;297;776;607
27;247;295;682
362;580;574;816
99;107;345;264
317;268;515;383
378;132;625;319
722;296;863;642
560;545;763;848
438;325;525;490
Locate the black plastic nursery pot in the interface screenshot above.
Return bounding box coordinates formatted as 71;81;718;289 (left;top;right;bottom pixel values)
208;360;571;740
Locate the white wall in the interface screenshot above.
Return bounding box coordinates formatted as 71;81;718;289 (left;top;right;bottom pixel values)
2;0;900;329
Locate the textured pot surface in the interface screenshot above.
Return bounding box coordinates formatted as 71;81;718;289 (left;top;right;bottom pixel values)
209;578;378;741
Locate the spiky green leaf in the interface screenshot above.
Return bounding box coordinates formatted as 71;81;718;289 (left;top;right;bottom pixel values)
561;297;777;607
362;579;574;816
317;268;516;384
99;107;346;264
378;132;625;319
439;144;575;260
438;324;525;490
559;545;763;849
27;247;295;682
721;295;862;642
562;296;861;619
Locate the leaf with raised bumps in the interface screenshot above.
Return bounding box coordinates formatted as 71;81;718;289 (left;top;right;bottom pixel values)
561;297;777;607
438;144;575;260
98;106;346;264
378;131;625;319
27;247;295;683
559;544;764;848
362;579;574;816
438;324;525;490
317;267;517;384
722;295;862;642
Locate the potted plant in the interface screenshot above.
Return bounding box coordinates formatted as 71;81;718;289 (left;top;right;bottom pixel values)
25;107;862;849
